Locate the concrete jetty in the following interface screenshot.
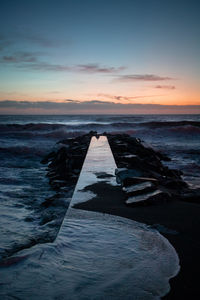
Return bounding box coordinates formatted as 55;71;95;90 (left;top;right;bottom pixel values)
58;135;118;235
55;135;179;300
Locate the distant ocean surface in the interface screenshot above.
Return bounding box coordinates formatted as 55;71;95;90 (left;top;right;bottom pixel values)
0;114;199;298
1;114;199;187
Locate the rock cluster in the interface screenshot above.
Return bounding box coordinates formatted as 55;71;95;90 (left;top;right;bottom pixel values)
41;132;199;209
38;132;97;234
107;133;199;206
41;132;96;190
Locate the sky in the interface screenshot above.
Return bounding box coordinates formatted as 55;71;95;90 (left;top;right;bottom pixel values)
0;0;200;114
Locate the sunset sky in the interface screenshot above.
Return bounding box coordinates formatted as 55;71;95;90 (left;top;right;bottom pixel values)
0;0;200;114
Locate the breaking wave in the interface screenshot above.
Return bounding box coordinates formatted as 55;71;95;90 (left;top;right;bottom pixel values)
0;121;200;136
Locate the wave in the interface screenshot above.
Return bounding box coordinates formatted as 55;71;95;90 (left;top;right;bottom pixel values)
138;120;200;128
168;125;200;134
0;120;200;131
0;122;200;150
0;123;68;131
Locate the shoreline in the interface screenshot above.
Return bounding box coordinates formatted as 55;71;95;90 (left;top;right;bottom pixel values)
42;132;200;299
74;181;200;299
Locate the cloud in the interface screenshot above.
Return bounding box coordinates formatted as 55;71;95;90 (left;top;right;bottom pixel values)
116;74;173;82
0;100;110;110
155;85;176;90
2;52;38;63
22;62;123;73
0;53;125;74
98;93;129;101
0;100;199;114
76;64;125;73
64;99;80;103
98;93;165;101
22;62;71;72
0;31;62;49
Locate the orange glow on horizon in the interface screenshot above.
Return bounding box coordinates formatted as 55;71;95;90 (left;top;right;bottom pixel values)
0;80;200;107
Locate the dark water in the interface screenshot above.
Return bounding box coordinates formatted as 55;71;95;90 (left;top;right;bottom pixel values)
0;114;200;257
0;114;199;298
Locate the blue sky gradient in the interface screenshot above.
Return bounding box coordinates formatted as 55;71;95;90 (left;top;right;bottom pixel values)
0;0;200;113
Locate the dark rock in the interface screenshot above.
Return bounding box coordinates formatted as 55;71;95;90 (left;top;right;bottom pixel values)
106;133;195;207
162;167;183;178
40;151;56;164
115;168;146;184
40;132;199;211
41;133;91;191
160;178;188;189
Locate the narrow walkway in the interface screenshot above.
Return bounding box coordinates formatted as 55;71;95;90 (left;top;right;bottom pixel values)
58;135;118;235
69;135;117;207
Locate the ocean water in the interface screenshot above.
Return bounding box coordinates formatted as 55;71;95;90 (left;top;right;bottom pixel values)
0;114;199;299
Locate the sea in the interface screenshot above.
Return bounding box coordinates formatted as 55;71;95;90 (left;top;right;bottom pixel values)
0;114;199;299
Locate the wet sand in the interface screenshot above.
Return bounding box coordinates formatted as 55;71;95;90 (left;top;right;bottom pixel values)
74;181;200;299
